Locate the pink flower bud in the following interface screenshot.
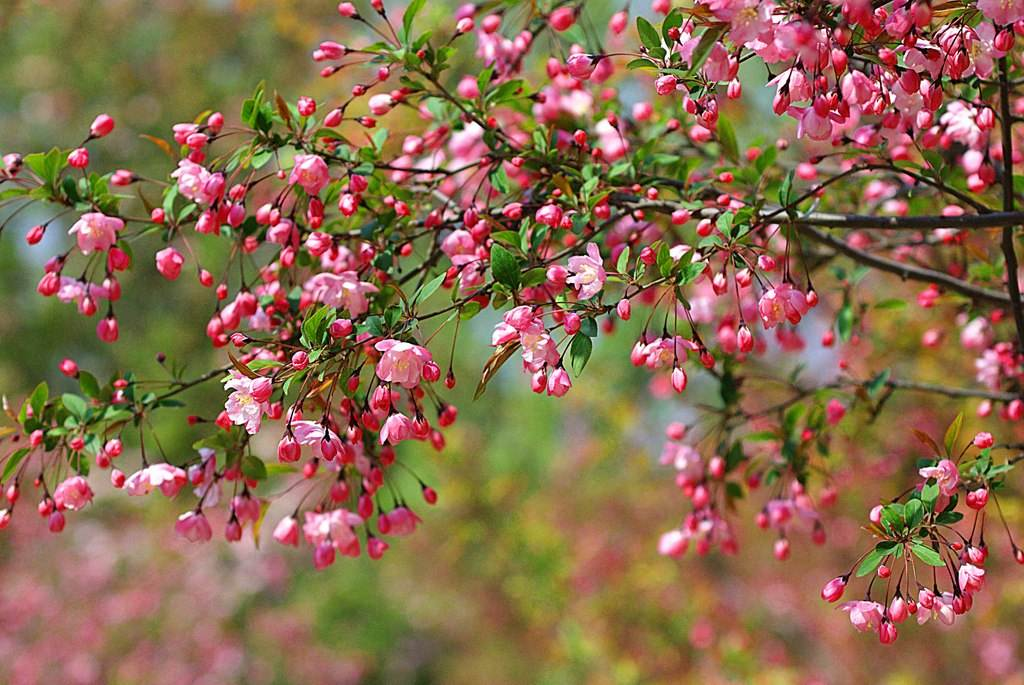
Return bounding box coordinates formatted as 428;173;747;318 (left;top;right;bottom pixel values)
820;576;846;602
155;246;184;280
67;147;89;168
89;114;115;138
549;7;575;31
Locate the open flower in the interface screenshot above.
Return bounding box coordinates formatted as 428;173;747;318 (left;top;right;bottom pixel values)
374;340;433;388
223;372;272;435
304;271;378;316
68;212;124;255
919;458;959;497
567;243;607;300
758;283;809;328
53;476;94;511
288;154;330;195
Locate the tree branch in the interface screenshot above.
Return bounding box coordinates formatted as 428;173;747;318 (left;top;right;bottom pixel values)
795;224;1013;307
999;56;1024;349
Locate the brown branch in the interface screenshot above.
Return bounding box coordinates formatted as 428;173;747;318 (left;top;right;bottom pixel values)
620;196;1024;230
999;56;1024;349
795;224;1013;307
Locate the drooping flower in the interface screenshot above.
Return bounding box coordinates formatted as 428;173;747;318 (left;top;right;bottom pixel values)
919;458;960;496
567;243;607;300
374;339;433;388
124;463;188;497
304;272;379;317
977;0;1024;25
379;506;421;536
303;509;363;553
758;283;809;328
175;510;213;542
53;476;94;511
68;212;124;255
171;159;223;205
290;420;345;461
840;600;885;632
223;372;272;435
273;515;300;546
288;154;330;195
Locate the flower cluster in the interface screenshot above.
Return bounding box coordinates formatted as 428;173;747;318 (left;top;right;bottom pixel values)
1;0;1024;639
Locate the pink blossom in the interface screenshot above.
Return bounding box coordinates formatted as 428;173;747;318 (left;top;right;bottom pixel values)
273;515;300;546
546;367;572;397
841;600;885;632
821;576;846;602
380;506;422;536
304;271;379;316
68;212;124;255
977;0;1024;25
125;463;188;497
567;243;606;300
917;591;956;625
290;420;344;460
758;283;809;328
374;339;434;388
288;154;330;195
959;563;985;595
566;54;597;80
919;459;960;496
303;509;362;551
223;372;272;435
171;159;223;205
175;510;213;542
380;412;414;445
155;246;184;280
658;530;689;557
53;476;93;511
368;93;395;115
826;399;846;425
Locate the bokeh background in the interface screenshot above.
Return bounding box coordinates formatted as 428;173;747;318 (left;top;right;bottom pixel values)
2;1;1024;683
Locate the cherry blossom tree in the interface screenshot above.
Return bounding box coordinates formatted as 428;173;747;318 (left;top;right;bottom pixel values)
3;0;1024;645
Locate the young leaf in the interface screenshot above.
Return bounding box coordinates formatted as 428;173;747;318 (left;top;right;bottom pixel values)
911;542;945;567
490;244;521;290
402;0;426;39
943;412;963;457
569;334;593;376
717;116;739;163
636;17;661;51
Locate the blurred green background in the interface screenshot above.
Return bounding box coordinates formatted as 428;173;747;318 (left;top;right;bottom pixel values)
2;2;1024;684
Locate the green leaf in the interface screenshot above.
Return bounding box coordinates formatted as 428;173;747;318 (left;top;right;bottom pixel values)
568;334;593;376
241;455;268;481
636;17;661;51
616;246;630;274
402;0;426;39
855;542;895;577
778;170;795;215
874;298;907;310
1;447;30;483
836;302;854;343
684;26;726;77
78;372;101;399
717;116;739;164
904;498;924;529
490;244;521;290
300;305;336;348
61;393;88;420
944;412;964;457
910;542;945;567
28;381;48;419
413;272;446;305
921;482;940;509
